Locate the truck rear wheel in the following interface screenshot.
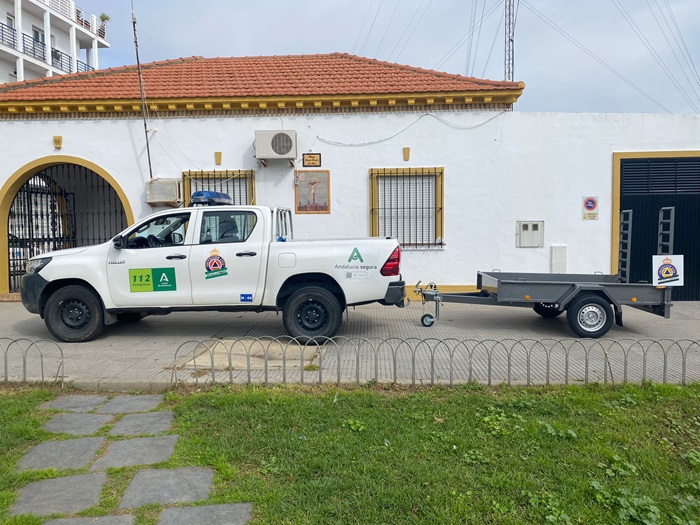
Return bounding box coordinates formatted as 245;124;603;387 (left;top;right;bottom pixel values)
566;295;613;338
44;285;105;342
533;302;563;318
283;286;342;342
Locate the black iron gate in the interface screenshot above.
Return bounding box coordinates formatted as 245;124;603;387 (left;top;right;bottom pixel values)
8;164;127;292
621;157;700;301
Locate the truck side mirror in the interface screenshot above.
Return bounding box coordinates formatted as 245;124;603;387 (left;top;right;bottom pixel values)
112;235;125;249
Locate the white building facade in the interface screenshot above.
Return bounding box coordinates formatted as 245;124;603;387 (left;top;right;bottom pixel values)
0;0;108;83
0;55;698;299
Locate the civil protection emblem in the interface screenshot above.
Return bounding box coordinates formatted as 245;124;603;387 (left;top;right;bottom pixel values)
657;257;679;284
205;249;228;279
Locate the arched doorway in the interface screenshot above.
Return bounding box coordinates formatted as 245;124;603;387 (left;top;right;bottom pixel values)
1;156;134;294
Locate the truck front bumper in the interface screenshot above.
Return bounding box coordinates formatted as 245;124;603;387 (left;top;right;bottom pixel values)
21;273;49;315
380;280;406;307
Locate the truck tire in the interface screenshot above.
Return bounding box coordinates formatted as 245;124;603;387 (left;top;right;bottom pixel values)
283;286;342;342
533;302;563;318
44;285;105;342
566;295;613;338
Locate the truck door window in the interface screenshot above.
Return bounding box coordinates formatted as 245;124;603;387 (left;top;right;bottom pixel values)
199;211;257;244
126;213;190;248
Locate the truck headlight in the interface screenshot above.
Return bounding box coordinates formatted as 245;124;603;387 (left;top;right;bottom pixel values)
25;257;52;275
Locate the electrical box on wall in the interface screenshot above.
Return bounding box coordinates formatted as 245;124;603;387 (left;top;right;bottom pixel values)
516;221;544;248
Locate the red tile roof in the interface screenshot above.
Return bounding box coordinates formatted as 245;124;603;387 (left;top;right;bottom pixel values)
0;53;523;102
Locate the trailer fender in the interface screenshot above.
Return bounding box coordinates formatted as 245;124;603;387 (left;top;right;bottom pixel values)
556;285;622;315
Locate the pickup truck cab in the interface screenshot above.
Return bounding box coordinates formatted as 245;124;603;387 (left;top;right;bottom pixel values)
21;192;405;342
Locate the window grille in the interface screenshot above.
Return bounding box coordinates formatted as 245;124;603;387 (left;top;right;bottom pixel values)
182;170;256;206
370;167;444;248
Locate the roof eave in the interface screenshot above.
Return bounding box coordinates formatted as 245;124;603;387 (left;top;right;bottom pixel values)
0;88;524;115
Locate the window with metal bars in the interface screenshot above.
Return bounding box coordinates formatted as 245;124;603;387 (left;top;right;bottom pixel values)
182;170;256;205
369;167;444;248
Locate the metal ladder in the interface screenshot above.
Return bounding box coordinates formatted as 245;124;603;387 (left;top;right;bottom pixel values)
618;210;633;283
657;207;675;255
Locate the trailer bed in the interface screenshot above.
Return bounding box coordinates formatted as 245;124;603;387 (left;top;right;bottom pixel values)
417;271;672;338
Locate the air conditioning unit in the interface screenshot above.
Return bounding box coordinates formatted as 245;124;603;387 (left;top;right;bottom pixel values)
255;130;297;159
145;179;182;207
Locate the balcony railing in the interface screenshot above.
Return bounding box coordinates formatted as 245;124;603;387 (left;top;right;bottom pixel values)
22;34;45;61
34;0;108;39
51;48;72;72
76;59;93;73
0;21;16;49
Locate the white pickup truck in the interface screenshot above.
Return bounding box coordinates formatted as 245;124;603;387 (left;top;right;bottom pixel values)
20;193;405;342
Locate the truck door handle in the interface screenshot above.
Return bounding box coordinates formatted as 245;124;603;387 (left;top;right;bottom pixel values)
166;254;187;260
236;251;257;257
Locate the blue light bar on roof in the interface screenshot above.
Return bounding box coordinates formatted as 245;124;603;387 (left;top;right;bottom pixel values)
190;191;233;206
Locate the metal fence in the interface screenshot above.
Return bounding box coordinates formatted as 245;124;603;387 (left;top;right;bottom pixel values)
170;337;700;388
1;339;64;386
2;337;699;389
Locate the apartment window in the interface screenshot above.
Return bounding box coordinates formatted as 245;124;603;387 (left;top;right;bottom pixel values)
370;167;444;249
32;27;45;43
182;170;256;206
6;15;14;28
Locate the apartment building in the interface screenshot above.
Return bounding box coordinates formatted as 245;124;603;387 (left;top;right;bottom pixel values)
0;0;108;83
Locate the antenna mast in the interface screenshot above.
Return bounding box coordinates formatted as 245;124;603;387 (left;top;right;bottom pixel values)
131;0;154;180
504;0;515;81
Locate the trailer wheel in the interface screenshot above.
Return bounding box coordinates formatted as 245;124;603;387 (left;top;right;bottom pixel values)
533;303;563;318
421;314;435;327
566;295;613;338
283;286;342;343
44;285;104;342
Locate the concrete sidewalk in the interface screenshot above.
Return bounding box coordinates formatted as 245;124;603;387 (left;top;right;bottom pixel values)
1;299;699;390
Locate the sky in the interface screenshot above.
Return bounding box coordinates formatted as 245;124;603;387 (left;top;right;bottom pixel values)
75;0;700;114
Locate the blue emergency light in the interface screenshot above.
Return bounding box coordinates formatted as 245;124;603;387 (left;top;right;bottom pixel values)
189;191;233;206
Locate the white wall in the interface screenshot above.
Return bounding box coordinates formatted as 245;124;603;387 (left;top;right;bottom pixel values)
1;111;698;286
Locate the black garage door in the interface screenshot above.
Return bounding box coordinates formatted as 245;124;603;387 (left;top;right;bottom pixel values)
621;157;700;301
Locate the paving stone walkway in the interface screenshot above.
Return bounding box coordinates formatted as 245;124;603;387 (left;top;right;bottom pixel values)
10;394;252;524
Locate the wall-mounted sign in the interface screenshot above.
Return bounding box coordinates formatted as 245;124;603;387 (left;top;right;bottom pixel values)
302;153;321;167
582;196;599;220
652;255;684;286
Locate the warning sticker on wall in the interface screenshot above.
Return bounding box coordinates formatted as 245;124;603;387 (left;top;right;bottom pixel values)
129;268;177;292
582;196;599;220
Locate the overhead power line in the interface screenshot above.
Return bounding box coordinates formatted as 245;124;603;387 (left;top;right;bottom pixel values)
433;0;500;71
612;0;698;112
648;0;700;103
373;0;402;58
520;0;672;113
353;0;375;55
360;0;386;56
386;0;428;62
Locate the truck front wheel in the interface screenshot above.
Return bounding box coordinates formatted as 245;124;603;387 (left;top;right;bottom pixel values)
566;295;613;338
283;286;342;342
44;285;105;342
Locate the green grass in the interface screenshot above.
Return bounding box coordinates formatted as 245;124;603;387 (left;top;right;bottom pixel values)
2;383;700;524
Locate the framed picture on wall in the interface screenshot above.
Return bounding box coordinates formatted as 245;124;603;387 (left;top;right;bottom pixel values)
295;170;330;214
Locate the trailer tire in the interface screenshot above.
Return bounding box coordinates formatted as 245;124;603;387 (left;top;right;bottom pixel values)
566;295;613;338
44;285;104;342
283;286;342;343
533;303;563;318
421;314;435;327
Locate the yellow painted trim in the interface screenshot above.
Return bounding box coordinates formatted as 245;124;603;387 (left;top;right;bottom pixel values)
182;170;256;206
0;155;134;294
0;88;524;115
611;150;700;273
